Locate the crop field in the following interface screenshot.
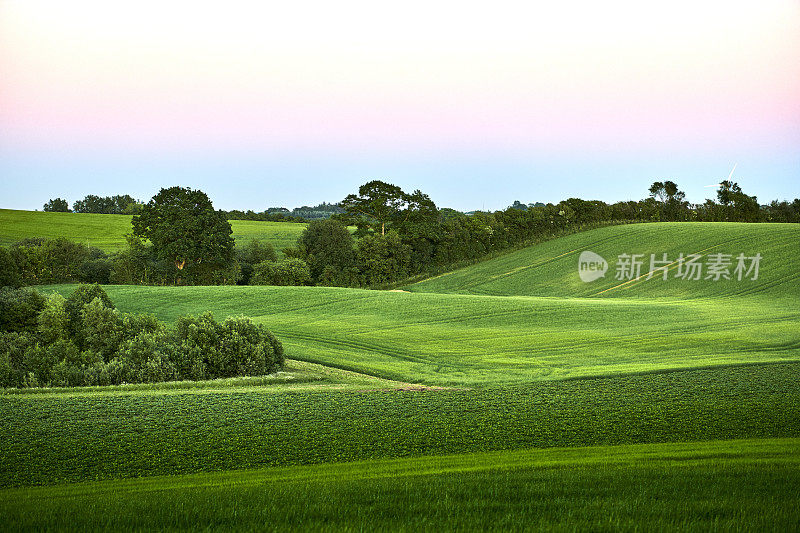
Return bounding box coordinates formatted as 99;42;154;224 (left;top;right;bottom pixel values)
2;438;798;531
43;281;800;385
2;362;799;487
0;208;307;252
409;222;800;299
2;221;800;529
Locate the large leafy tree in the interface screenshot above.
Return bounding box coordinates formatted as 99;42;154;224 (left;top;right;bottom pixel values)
341;180;407;236
132;187;234;283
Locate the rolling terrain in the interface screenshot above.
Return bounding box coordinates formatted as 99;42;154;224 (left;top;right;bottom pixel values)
2;221;799;529
409;222;800;300
0;208;307;252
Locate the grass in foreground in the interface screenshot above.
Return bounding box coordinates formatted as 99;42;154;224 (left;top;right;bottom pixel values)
1;438;797;531
2;363;798;487
0;208;306;252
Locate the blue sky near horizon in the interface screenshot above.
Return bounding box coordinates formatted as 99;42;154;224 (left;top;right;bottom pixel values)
1;1;798;212
1;149;799;213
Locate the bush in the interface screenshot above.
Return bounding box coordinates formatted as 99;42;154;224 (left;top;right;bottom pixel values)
64;284;115;346
115;331;178;384
0;285;284;388
0;287;47;333
218;316;284;377
78;248;113;284
236;239;277;285
82;298;124;361
37;293;70;344
252;258;311;286
0;247;21;288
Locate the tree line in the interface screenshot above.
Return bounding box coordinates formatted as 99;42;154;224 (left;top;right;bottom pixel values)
12;180;800;290
44;194;144;214
44;195;341;222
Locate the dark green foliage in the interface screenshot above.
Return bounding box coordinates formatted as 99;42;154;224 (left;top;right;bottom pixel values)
235;239;277;285
356;231;412;286
5;238;112;286
78;247;113;284
132;186;235;284
9;237;89;284
0;332;35;387
0;247;21;288
170;313;284;379
64;283;115;347
0;287;46;333
72;194;141;214
252;258;311;286
297;219;356;285
0;285;283;388
341;180;407;236
42;198;71;212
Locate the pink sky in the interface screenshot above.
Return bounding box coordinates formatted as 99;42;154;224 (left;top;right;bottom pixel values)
1;1;799;210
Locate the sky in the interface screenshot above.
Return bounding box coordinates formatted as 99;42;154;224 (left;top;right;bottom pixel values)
1;0;799;212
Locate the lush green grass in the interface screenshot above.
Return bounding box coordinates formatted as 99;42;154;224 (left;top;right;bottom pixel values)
409;222;800;300
1;438;798;531
0;208;307;252
3;222;799;529
2;362;798;487
44;282;800;385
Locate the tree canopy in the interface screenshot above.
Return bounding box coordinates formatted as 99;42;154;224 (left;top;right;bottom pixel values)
43;198;70;212
131;186;234;283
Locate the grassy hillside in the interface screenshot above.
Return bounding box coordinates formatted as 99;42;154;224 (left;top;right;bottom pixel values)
408;222;800;300
3;438;798;531
0;208;307;252
46;283;800;385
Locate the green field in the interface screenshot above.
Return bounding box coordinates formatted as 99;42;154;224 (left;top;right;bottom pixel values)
409;222;800;299
2;221;799;529
2;438;798;531
0;208;307;252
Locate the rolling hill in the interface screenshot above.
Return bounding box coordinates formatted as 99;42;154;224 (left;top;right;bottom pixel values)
5;221;800;529
408;222;800;300
39;222;800;386
0;208;307;252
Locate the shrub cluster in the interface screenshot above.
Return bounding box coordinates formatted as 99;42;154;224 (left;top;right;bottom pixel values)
1;238;113;286
0;285;284;388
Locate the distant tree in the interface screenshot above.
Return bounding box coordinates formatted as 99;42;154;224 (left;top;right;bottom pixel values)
356;231;412;286
72;194;141;214
648;181;688;221
132;187;234;284
341;180;407;236
714;181;760;222
0;287;47;333
43;198;71;212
